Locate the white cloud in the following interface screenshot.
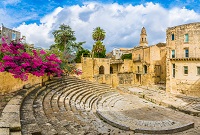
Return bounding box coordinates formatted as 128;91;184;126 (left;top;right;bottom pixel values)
2;0;21;5
16;2;200;52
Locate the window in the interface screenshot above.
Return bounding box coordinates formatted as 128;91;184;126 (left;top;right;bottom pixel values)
171;50;175;58
110;67;113;74
12;32;16;40
184;66;188;75
138;54;140;60
99;66;104;74
185;49;189;58
172;64;175;78
184;34;189;42
197;67;200;75
171;34;174;40
144;65;147;74
137;66;140;73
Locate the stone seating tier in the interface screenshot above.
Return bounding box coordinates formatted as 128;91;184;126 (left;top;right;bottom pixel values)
0;76;197;135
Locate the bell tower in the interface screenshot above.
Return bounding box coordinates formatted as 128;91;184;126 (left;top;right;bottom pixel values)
139;27;148;47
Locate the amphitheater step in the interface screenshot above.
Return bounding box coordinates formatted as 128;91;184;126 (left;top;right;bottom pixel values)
0;84;41;133
97;93;195;134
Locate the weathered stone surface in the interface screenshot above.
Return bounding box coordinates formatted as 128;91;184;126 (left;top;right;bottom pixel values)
0;128;10;135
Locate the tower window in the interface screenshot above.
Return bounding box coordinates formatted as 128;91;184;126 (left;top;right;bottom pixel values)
171;50;175;58
171;34;174;40
184;34;189;42
172;64;175;78
197;67;200;75
184;66;188;75
185;49;189;58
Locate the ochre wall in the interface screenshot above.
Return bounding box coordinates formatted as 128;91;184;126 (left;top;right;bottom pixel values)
166;22;200;97
94;73;134;88
0;72;49;94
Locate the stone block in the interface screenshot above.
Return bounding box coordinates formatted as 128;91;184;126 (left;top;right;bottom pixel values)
0;128;10;135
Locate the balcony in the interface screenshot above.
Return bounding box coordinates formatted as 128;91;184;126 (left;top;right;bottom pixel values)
170;53;200;61
133;57;142;62
110;59;124;64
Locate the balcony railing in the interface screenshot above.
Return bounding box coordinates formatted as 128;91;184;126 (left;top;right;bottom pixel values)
110;59;124;64
170;53;200;61
133;57;142;62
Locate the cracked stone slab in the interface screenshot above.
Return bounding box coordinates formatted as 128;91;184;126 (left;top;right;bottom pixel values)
0;112;21;131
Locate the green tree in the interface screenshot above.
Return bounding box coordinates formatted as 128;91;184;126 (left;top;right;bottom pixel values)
74;49;90;63
121;53;132;60
92;41;106;58
92;27;106;58
52;24;85;73
52;24;84;53
92;27;106;41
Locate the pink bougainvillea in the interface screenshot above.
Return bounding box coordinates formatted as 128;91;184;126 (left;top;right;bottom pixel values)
0;39;63;81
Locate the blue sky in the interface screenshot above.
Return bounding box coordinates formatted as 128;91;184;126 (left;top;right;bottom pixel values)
0;0;200;51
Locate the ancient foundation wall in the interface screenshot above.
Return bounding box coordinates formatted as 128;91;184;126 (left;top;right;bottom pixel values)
0;72;49;94
94;73;134;88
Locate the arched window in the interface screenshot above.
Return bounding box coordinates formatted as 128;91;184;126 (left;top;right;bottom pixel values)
99;65;104;74
110;67;113;74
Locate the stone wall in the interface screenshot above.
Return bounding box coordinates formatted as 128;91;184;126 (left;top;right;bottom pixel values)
166;22;200;97
0;72;49;94
94;73;134;88
167;60;200;96
118;59;133;73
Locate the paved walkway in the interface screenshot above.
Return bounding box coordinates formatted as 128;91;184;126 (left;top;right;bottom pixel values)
118;85;200;117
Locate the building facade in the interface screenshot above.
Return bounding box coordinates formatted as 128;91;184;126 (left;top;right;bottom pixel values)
0;25;21;43
79;23;200;97
166;22;200;96
131;27;166;85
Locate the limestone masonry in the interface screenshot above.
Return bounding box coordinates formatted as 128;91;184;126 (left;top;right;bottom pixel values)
80;22;200;97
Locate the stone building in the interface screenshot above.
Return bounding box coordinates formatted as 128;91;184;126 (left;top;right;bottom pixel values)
80;27;166;88
0;25;21;43
166;22;200;96
79;23;200;97
111;48;132;59
131;27;166;85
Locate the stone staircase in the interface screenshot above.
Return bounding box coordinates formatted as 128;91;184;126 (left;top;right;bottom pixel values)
0;76;196;135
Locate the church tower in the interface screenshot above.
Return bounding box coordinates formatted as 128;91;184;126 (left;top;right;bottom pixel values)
139;27;148;47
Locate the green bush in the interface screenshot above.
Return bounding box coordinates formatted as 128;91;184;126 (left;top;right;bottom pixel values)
121;53;132;60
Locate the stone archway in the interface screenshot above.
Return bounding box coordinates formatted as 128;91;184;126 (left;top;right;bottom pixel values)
99;65;104;74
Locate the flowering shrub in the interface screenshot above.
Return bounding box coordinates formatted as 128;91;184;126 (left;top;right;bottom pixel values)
0;38;63;81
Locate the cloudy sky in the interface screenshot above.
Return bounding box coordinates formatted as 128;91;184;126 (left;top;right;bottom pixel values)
0;0;200;52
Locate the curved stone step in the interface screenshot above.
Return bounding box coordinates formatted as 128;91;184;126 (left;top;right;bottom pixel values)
21;86;46;135
43;85;72;135
0;85;40;135
33;87;62;134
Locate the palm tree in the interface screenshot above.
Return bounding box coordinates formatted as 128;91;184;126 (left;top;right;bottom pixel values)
92;27;106;58
92;41;106;58
92;27;106;41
